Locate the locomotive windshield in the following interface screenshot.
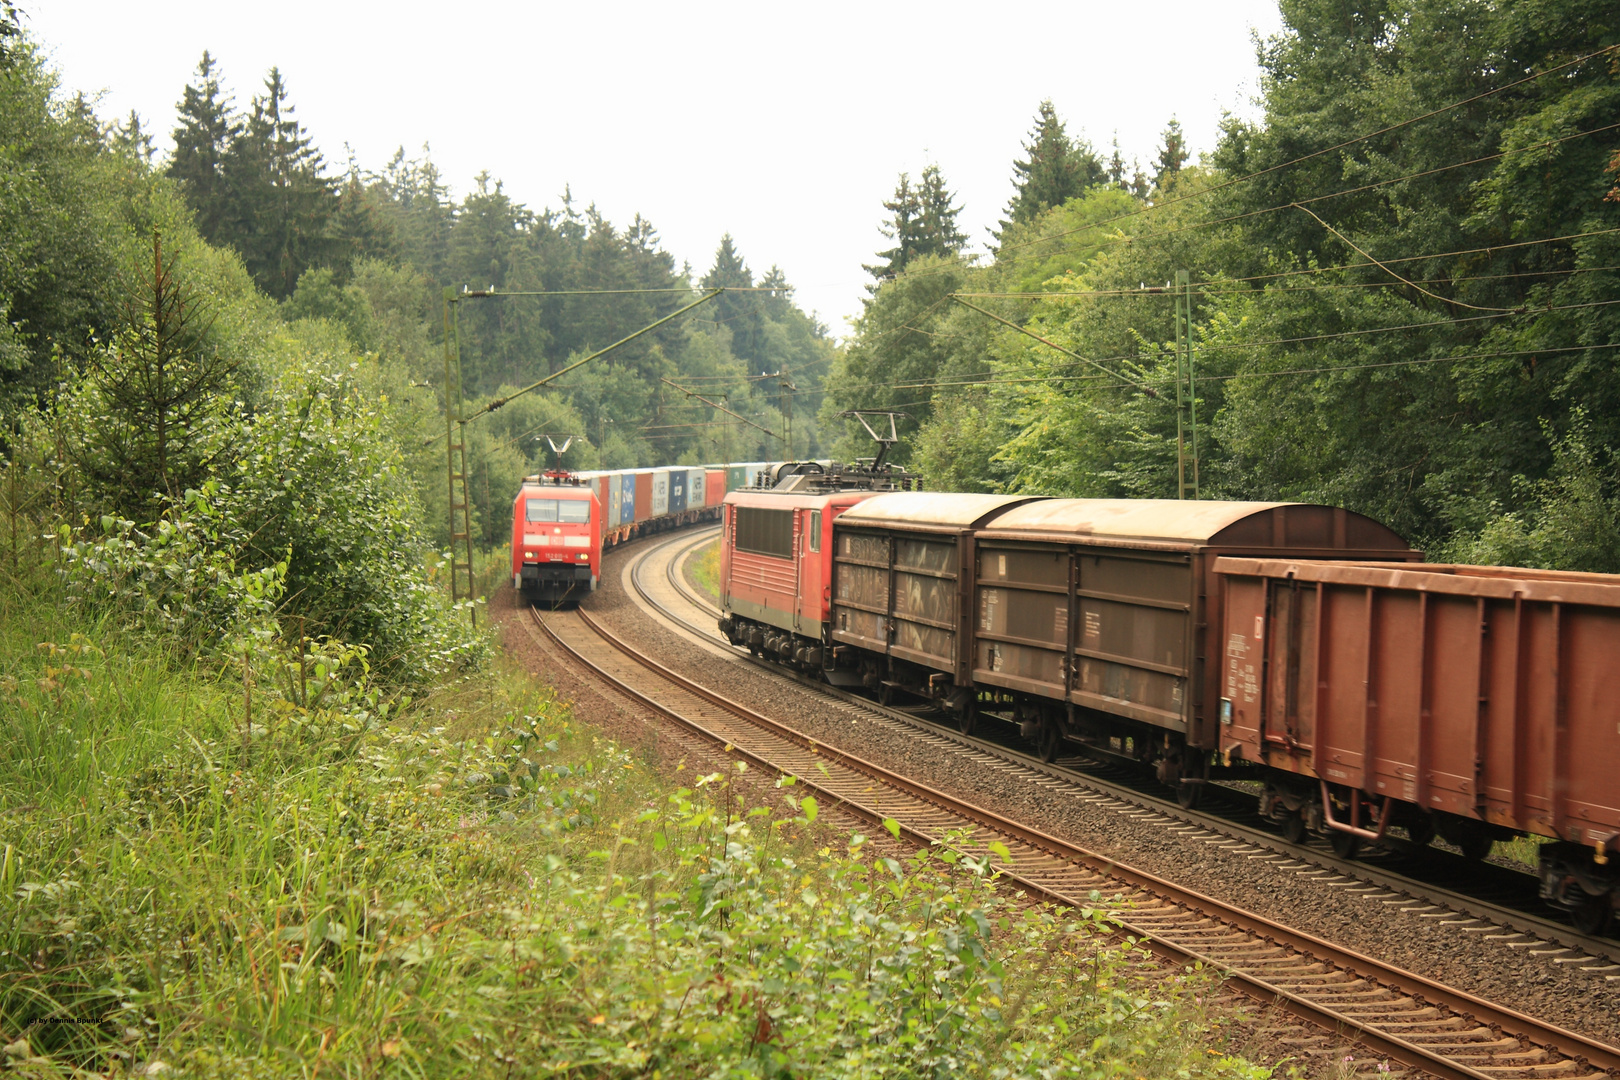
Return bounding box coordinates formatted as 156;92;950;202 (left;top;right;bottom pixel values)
526;498;590;524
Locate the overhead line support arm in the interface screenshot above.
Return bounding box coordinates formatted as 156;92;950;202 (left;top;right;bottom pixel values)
660;376;783;444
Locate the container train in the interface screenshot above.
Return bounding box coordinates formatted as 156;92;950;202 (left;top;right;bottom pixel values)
715;473;1620;936
511;461;791;605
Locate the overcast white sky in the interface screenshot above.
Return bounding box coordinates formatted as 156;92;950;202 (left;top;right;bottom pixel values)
32;0;1284;335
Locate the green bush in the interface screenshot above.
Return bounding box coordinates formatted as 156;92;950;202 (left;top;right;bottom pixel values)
0;613;1268;1079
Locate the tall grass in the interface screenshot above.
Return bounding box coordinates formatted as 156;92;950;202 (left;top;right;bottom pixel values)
0;464;1271;1079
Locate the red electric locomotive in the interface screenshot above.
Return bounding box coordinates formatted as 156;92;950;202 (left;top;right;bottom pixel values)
718;416;921;667
510;471;601;606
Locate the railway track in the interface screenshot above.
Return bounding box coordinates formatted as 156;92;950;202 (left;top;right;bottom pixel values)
633;528;1620;971
529;581;1620;1080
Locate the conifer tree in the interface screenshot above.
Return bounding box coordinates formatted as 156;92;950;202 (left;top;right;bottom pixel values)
1154;116;1189;190
109;110;155;164
167;53;239;246
223;67;337;298
84;232;236;516
917;163;966;258
702;234;764;371
864;172;924;284
997;100;1106;237
1108;134;1126;187
867;164;967;284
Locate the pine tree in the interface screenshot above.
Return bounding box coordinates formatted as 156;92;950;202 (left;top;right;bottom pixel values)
917;163;966;258
223;67;337;298
1154;116;1189;191
84;232;237;516
109;110;155;164
168;52;239;246
702;234;764;371
863;172;924;283
332;171;396;273
997;100;1106;237
1108;134;1126;187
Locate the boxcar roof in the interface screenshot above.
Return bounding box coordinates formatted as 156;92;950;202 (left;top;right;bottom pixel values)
978;498;1412;551
838;491;1043;529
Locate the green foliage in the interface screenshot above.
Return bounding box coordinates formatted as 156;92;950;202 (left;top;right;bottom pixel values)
829;4;1620;571
0;608;1268;1078
217;358;484;680
865;164;968;284
58;489;286;651
78;232;242;517
1439;411;1620;572
997;100;1108;239
0;41;123;409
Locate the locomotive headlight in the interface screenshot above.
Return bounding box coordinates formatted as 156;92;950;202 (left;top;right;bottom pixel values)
577;552;588;560
525;550;535;559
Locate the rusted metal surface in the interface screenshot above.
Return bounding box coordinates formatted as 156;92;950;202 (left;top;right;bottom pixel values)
970;502;1417;747
983;498;1409;550
836;491;1037;529
831;494;1036;678
1216;558;1620;848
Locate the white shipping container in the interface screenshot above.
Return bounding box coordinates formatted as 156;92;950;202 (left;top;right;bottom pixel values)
652;470;669;517
688;468;705;509
607;473;624;527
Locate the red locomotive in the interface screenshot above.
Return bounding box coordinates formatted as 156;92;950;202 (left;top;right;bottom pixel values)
717;485;1620;935
510;472;601;606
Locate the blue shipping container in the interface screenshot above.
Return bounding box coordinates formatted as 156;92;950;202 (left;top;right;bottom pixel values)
669;468;688;514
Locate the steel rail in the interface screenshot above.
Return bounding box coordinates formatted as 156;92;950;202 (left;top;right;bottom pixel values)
633;528;1620;966
529;600;1620;1080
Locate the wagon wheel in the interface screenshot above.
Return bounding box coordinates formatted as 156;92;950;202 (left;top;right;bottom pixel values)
957;700;977;737
1405;812;1437;849
1038;719;1063;763
1570;892;1613;937
1329;830;1362;860
1457;831;1494;862
1281;810;1307;845
1175;780;1203;810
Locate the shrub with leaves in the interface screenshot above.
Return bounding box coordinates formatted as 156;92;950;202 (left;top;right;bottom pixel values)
0;618;1270;1079
58;484;284;651
216;359;483;681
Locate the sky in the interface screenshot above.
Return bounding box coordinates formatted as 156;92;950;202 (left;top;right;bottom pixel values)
31;0;1285;335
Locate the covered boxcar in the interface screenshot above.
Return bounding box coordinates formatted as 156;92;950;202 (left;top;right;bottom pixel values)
1218;557;1620;931
829;493;1040;701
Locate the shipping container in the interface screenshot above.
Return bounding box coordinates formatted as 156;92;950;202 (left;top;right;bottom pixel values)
633;472;652;522
618;474;636;526
705;469;725;507
652;470;670;517
606;473;624;528
669;469;689;515
688;468;705;511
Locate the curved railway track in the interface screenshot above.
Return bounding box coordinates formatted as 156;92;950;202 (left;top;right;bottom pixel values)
528;552;1620;1080
633;528;1620;971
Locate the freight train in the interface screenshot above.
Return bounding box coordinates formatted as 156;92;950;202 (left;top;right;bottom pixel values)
715;470;1620;936
511;461;789;606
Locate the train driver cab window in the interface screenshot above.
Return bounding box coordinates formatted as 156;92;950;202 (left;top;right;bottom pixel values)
809;511;821;552
527;499;590;524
